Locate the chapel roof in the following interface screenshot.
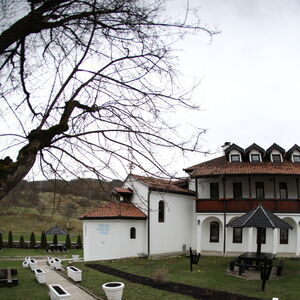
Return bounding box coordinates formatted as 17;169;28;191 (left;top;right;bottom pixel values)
130;174;195;196
79;201;147;220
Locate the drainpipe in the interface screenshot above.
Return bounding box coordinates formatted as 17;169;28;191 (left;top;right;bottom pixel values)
147;189;152;257
222;177;227;255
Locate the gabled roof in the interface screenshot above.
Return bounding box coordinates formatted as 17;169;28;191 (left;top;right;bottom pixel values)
265;143;285;156
286;144;300;158
113;187;133;194
226;205;293;229
79;202;147;220
245;143;265;155
224;143;244;154
130;174;195;196
45;225;68;235
185;155;300;177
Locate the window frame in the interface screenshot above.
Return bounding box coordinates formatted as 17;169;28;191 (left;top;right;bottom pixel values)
293;154;300;163
130;227;136;239
233;227;243;243
210;182;219;200
279;182;288;199
250;153;261;163
272;154;282;163
158;200;165;223
280;228;289;244
209;221;220;243
256;182;265;199
233;182;242;199
230;154;241;162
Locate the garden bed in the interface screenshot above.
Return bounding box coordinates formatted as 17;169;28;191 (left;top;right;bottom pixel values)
86;263;262;300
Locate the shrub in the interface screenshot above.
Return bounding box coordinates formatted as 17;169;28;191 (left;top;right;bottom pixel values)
76;235;82;249
65;234;71;249
8;230;13;248
19;236;25;248
40;231;48;249
53;234;58;245
151;267;168;285
0;232;3;249
29;232;36;248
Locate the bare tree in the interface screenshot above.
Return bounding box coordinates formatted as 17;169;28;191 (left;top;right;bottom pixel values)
60;202;78;229
0;0;217;202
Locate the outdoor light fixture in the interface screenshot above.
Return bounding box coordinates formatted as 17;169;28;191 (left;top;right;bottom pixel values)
197;219;201;226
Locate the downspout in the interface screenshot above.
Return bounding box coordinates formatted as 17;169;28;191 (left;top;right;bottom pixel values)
147;189;152;257
223;177;227;255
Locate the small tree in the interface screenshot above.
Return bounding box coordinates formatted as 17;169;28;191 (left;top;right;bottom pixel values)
0;232;3;249
76;235;82;249
29;232;36;248
19;236;25;248
53;234;58;245
60;202;78;229
65;234;71;249
8;230;13;248
40;231;48;249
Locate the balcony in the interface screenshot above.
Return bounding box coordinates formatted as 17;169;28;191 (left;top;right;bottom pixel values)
196;198;300;213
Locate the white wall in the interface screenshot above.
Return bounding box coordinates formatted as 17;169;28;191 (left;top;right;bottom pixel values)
83;219;147;261
149;191;195;255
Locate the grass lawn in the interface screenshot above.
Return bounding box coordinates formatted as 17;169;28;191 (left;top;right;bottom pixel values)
0;248;83;258
70;256;300;300
0;260;49;300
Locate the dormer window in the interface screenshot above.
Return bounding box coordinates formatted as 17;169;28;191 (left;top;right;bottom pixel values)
250;154;261;163
293;155;300;163
230;154;241;162
272;154;282;163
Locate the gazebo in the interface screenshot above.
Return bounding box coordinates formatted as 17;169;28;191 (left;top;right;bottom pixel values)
226;205;293;255
45;225;68;236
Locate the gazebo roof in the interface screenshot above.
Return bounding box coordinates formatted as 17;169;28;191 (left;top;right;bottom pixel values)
226;205;293;230
45;225;68;235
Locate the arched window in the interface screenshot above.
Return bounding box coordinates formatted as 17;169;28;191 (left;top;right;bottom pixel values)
210;221;219;243
130;227;136;239
158;200;165;223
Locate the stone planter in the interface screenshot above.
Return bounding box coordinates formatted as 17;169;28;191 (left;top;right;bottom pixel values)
67;266;82;282
72;254;79;261
34;268;46;284
102;282;124;300
29;258;37;271
24;257;31;263
53;258;61;270
22;261;29;268
49;284;71;300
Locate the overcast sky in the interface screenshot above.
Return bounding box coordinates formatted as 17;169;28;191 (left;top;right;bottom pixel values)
168;0;300;171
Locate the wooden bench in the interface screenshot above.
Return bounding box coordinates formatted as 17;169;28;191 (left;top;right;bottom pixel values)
0;268;18;287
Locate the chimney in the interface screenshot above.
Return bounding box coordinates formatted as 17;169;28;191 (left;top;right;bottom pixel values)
221;142;231;153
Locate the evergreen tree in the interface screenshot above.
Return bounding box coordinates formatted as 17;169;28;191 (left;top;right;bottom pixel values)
29;232;36;248
19;235;25;248
65;234;71;249
76;235;82;249
40;231;48;249
53;234;58;245
8;230;13;248
0;232;3;249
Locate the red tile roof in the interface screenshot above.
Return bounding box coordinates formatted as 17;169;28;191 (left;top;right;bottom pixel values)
79;202;147;219
113;187;133;194
131;174;195;196
185;155;300;177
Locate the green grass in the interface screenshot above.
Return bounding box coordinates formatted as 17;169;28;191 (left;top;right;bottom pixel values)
0;248;83;258
0;260;49;300
71;256;300;300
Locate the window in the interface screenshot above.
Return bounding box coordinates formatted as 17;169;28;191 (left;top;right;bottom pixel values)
158;200;165;223
233;182;242;199
279;182;288;199
256;182;265;199
272;154;282;163
130;227;136;239
233;227;243;243
280;229;288;244
210;183;219;199
251;154;260;162
210;221;220;243
230;154;240;162
293;155;300;163
257;228;266;244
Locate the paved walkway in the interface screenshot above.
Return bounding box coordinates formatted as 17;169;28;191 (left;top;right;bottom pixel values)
36;259;97;300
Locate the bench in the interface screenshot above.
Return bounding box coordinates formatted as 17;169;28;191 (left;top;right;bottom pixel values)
0;268;18;287
276;259;284;276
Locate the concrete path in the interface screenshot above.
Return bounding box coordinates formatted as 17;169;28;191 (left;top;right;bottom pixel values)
36;259;97;300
